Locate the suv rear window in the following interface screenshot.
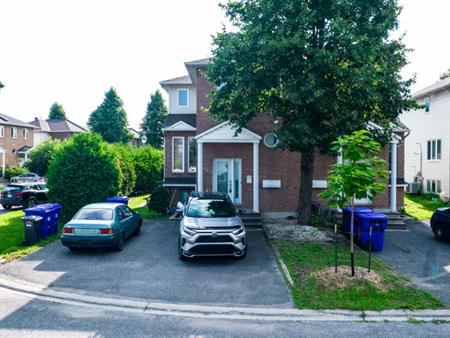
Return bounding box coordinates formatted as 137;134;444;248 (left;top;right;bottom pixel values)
4;185;24;192
186;199;236;218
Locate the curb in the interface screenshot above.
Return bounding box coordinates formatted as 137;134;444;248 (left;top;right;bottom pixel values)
1;274;450;322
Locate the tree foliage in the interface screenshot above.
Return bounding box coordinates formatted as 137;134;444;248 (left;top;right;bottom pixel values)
47;133;120;220
25;139;61;176
110;143;136;196
48;102;67;120
149;186;169;214
207;0;414;223
440;68;450;80
133;146;164;194
4;166;27;180
141;90;167;148
88;88;131;143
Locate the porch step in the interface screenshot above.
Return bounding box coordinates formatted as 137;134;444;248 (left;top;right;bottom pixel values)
241;211;263;229
335;210;407;230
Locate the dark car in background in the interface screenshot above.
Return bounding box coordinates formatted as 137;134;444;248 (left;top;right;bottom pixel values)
0;182;48;209
10;172;45;183
430;208;450;241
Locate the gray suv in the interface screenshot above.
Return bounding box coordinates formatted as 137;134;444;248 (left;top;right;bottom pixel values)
178;192;247;260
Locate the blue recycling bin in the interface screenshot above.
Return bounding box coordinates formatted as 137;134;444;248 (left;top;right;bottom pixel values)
342;207;372;236
356;212;388;252
24;203;62;239
105;196;129;205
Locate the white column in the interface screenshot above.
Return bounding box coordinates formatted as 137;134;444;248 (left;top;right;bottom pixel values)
253;142;259;212
197;141;203;192
390;138;398;212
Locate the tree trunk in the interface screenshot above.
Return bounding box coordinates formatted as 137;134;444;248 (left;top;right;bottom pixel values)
297;150;315;224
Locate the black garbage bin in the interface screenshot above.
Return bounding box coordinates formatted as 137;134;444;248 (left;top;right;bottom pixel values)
21;215;43;246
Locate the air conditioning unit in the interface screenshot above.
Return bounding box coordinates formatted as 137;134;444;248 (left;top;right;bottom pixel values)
407;182;420;194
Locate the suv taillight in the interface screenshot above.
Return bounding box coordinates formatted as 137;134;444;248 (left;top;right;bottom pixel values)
15;192;24;197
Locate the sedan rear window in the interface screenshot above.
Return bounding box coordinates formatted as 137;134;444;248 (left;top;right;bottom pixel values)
73;208;113;221
186;199;236;218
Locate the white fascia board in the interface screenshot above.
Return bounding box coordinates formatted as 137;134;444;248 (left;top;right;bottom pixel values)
162;121;196;132
195;121;262;143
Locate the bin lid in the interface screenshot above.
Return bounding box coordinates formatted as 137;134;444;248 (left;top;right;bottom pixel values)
106;196;129;202
343;207;373;213
25;203;61;213
355;212;388;221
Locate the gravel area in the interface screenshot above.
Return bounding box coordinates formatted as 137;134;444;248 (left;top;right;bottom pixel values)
263;223;333;242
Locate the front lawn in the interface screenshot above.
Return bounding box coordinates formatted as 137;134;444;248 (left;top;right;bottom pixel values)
275;240;444;310
403;193;447;220
128;194;166;219
0;210;58;262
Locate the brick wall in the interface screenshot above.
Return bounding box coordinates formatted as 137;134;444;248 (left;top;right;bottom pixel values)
163;131;197;179
0;125;34;167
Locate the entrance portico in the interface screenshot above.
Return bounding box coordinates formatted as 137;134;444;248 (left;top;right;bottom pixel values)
196;121;261;212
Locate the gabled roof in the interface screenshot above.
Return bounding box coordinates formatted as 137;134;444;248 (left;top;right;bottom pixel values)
184;58;211;67
162;114;196;129
17;145;33;154
195;121;261;143
159;75;192;86
128;127;140;139
412;77;450;99
31;118;86;133
0;113;37;128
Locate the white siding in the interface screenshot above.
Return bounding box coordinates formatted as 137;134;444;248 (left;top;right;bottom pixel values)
33;131;50;146
401;90;450;197
168;85;197;114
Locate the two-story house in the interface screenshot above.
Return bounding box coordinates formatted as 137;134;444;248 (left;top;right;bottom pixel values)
161;58;408;219
0;113;36;176
401;77;450;198
30;117;86;146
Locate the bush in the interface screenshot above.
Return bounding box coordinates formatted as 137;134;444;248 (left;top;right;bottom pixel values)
24;139;61;176
4;166;27;180
133;146;163;194
47;133;120;221
149;186;169;214
110;144;136;196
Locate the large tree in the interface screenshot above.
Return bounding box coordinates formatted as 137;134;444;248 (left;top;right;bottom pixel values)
48;102;67;120
141;90;167;148
207;0;414;223
88;87;131;143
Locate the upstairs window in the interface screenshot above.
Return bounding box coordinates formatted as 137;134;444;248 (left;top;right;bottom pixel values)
10;127;17;139
178;89;189;107
0;126;4;137
188;137;197;172
23;128;29;140
427;139;441;160
172;137;184;172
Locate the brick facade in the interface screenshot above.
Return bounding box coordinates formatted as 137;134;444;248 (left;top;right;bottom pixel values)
0;125;34;167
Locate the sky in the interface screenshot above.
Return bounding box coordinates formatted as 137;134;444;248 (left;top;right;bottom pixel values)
0;0;449;129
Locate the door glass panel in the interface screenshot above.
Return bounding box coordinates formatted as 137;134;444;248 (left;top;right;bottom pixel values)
215;160;229;196
233;159;241;202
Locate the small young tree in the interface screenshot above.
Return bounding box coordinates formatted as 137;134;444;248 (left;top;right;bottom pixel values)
25;139;61;176
88;88;131;143
141;90;167;149
48;103;67;120
320;130;387;276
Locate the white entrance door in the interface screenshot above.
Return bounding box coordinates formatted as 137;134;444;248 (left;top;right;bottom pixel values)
213;159;242;204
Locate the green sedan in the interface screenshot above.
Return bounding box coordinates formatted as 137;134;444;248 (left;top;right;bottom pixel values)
61;203;143;251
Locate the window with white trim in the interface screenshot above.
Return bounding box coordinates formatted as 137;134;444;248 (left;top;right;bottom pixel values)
10;127;17;139
426;179;441;193
23;128;29;140
427;139;441;160
0;126;4;138
178;89;189;107
172;137;185;172
188;137;197;172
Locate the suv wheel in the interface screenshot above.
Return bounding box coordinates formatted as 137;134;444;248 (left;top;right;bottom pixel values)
2;204;12;210
434;223;446;241
178;238;189;261
25;198;37;209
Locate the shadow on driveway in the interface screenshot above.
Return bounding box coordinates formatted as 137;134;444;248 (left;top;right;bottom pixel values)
377;221;450;305
0;220;292;308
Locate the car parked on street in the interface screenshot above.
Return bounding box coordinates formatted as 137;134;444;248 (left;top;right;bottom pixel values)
178;192;247;260
61;203;143;251
10;172;45;183
430;208;450;241
0;182;48;209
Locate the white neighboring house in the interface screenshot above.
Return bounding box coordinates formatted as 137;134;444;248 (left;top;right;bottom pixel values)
401;77;450;198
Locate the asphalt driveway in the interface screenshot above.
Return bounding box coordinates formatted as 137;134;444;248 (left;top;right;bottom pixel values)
377;221;450;305
0;220;292;308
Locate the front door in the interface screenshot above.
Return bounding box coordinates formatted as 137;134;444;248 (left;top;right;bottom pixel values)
213;159;241;204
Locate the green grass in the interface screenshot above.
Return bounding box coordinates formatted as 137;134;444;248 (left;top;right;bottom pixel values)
128;194;166;220
275;240;444;310
0;210;59;262
403;194;448;220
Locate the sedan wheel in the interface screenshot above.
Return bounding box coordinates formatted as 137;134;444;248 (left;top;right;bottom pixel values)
115;233;125;251
134;223;142;236
434;224;446;241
